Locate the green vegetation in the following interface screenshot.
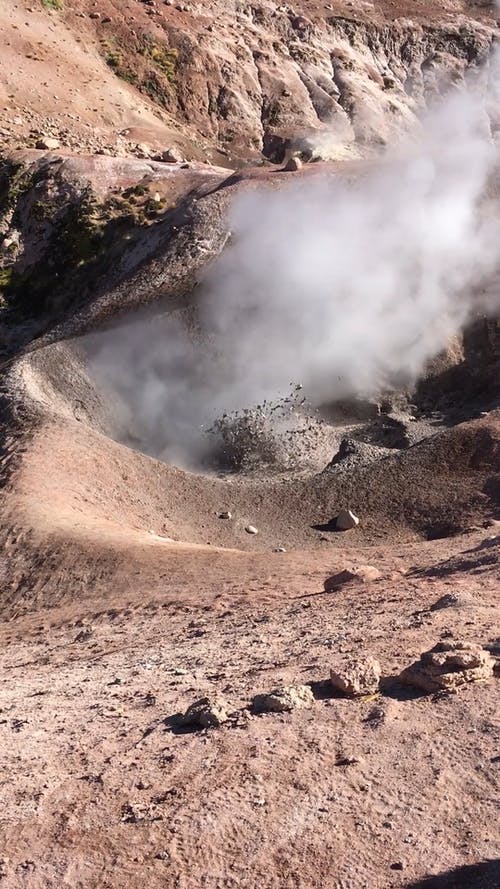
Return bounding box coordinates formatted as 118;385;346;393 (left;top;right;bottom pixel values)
98;33;178;108
0;165;171;323
41;0;63;10
0;160;37;225
140;38;178;83
100;39;138;85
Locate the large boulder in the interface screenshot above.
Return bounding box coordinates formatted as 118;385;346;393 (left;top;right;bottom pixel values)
336;509;360;531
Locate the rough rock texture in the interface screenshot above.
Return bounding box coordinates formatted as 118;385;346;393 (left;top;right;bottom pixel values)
330;656;381;696
180;696;229;728
252;684;315;712
400;641;495;693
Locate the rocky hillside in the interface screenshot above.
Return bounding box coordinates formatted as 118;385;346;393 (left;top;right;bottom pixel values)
1;0;500;371
0;0;498;165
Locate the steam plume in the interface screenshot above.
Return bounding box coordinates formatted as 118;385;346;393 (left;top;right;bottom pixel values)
86;55;500;468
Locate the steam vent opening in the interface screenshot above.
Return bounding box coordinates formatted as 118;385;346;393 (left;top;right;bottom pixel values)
74;302;443;479
20;297;500;555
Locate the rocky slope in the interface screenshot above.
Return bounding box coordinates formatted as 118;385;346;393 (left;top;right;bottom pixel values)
1;0;499;165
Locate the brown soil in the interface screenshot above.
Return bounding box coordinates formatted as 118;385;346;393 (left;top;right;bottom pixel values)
0;328;498;888
1;2;500;887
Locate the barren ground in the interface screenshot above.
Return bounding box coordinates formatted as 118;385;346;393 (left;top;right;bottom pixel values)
1;1;500;887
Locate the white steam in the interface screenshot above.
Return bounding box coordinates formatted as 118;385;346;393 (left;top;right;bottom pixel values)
86;55;500;468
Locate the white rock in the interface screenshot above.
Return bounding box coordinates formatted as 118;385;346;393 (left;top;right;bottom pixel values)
161;147;184;163
336;509;359;531
36;137;60;150
245;525;258;534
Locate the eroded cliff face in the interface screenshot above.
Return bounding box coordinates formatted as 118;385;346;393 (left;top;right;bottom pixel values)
163;13;498;161
0;0;498;164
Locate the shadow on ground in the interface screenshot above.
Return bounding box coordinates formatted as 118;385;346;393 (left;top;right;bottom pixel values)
407;860;500;888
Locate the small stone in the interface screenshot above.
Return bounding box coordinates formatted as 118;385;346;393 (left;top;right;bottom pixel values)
430;593;460;611
335;753;360;765
390;862;405;870
274;547;286;552
245;525;258;535
153;192;161;203
73;626;93;643
36;137;60;150
283;155;302;172
252;685;315;713
218;511;232;519
180;697;229;729
336;509;360;531
160;147;183;163
400;640;495;693
136;143;153;158
330;656;381;697
324;565;380;590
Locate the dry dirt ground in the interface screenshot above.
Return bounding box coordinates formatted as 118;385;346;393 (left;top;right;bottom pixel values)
0;336;498;888
1;1;500;887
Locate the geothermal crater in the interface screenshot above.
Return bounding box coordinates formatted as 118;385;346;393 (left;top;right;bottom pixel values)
1;3;500;885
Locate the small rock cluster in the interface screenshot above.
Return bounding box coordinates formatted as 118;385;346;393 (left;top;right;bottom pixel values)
178;639;496;730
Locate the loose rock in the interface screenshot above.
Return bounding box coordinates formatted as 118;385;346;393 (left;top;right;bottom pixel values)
330;656;381;697
283;155;302;172
252;684;315;713
160;147;184;163
245;525;258;534
430;593;460;611
218;510;232;519
336;509;360;531
180;697;229;728
36;137;60;150
324;565;381;590
400;641;495;693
